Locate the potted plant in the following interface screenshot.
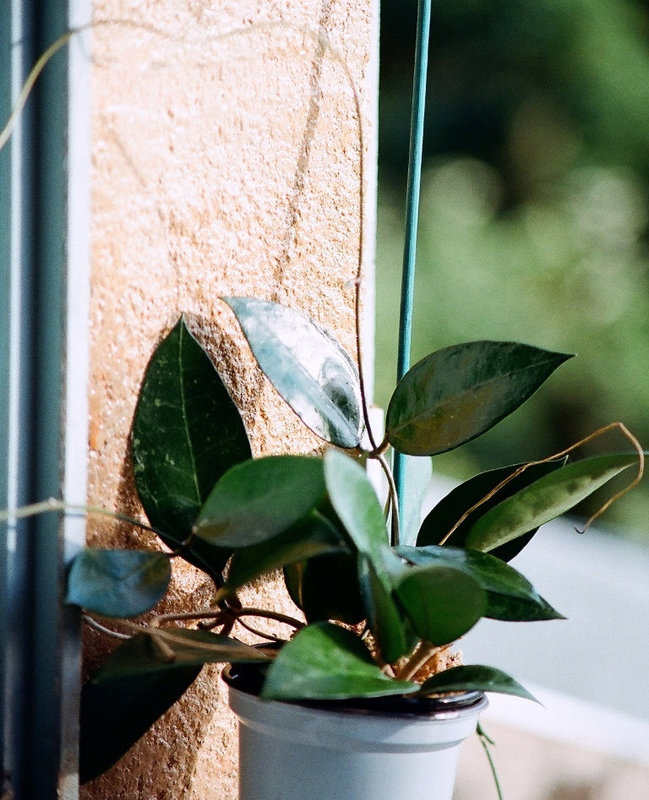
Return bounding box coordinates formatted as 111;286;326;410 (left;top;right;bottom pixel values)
65;296;644;798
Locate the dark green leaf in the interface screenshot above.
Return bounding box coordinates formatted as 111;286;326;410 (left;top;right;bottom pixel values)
386;341;572;456
225;512;346;593
261;622;418;700
466;453;640;552
195;455;326;548
417;460;567;560
358;555;415;663
284;499;367;625
418;664;538;703
80;633;198;783
80;629;269;782
224;297;363;448
121;628;273;671
66;549;170;618
323;451;413;659
396;545;563;621
131;316;251;576
394;564;487;644
284;550;366;625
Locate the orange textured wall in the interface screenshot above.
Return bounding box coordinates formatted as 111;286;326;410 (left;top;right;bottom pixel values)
82;1;377;797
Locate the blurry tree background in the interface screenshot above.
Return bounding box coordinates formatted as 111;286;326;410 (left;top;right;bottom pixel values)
376;0;649;539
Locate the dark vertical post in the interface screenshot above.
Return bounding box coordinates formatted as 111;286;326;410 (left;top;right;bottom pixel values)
0;3;90;797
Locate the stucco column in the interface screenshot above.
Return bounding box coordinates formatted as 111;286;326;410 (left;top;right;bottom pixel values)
82;1;378;797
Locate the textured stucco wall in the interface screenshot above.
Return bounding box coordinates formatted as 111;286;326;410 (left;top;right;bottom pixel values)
83;1;378;797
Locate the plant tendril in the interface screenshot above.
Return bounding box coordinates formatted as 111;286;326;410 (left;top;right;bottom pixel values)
477;723;505;800
439;422;644;546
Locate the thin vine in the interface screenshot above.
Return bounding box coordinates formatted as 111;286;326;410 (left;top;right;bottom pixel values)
438;421;645;546
477;723;505;800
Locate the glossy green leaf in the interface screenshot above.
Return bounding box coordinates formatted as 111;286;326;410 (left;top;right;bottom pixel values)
261;622;418;700
358;555;415;662
195;455;326;548
284;500;367;625
466;453;640;552
225;512;346;593
324;449;389;559
284;551;366;625
66;549;171;618
394;564;487;644
396;545;563;621
417;460;567;560
225;297;363;448
386;341;572;456
80;630;269;782
323;451;413;659
131;316;251;576
400;455;433;546
418;664;538;703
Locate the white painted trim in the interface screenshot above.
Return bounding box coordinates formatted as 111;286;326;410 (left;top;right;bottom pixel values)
362;0;380;405
62;3;91;551
59;7;92;798
7;0;26;553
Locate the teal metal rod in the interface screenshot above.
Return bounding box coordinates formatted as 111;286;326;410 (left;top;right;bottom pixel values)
394;0;432;528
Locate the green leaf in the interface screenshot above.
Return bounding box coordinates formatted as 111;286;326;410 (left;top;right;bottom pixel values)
386;341;572;456
131;316;251;576
465;453;640;552
323;452;413;659
80;630;269;782
358;555;416;662
80;634;197;783
66;549;171;618
261;622;418;700
283;499;367;624
195;455;326;548
400;455;433;546
417;460;567;560
418;664;538;703
284;551;366;625
116;628;273;671
224;297;363;448
323;449;389;559
394;564;487;644
396;545;564;621
225;512;346;593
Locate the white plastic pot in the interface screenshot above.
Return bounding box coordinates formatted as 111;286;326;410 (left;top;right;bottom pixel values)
226;678;487;800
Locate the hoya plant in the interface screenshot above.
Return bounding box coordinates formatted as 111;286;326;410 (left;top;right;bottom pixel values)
67;298;643;782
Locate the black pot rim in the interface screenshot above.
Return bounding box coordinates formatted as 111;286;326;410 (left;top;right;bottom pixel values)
221;661;487;718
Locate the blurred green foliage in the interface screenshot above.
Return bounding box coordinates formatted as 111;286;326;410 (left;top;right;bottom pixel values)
376;0;649;538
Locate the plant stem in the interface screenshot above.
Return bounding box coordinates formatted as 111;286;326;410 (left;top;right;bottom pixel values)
234;608;305;630
477;723;505;800
0;29;77;152
0;497;164;538
82;614;131;640
151;610;227;627
375;453;401;547
235;618;285;642
395;640;441;681
438;420;645;545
